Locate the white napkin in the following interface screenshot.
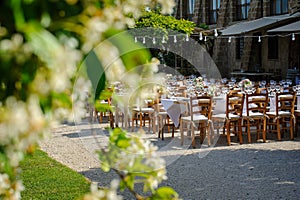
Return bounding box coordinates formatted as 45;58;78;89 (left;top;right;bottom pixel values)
269;97;276;112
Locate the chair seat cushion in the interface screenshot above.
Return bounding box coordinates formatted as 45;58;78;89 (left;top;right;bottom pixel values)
212;113;240;120
243;112;264;118
181;114;208;122
266;111;292;116
133;107;154;113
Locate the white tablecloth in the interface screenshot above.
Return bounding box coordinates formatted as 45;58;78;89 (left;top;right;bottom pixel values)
161;98;188;127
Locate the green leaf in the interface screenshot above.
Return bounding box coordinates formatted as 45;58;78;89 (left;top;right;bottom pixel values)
150;186;180;200
84;50;106;102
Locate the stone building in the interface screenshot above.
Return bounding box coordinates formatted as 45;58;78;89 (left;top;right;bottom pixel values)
174;0;300;82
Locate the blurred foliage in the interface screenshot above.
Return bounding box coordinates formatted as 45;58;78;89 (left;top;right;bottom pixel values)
135;10;195;35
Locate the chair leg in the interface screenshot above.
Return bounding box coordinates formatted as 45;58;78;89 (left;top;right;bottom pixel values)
276;119;281;141
206;124;211;146
247;120;251;143
262;119;267;143
256;122;260;141
191;124;195;148
161;121;165;140
226;121;231;146
171;125;175;138
290;119;294;140
238;120;243;144
180;119;184;145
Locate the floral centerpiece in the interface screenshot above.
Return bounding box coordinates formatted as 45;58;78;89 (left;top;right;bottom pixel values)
195;76;204;89
238;78;252;90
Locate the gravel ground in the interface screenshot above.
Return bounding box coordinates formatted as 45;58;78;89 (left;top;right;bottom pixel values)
39;117;300;200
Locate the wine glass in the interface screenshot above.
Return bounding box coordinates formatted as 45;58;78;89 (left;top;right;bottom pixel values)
275;85;281;93
221;78;227;84
228;82;234;89
231;77;236;84
222;87;229;94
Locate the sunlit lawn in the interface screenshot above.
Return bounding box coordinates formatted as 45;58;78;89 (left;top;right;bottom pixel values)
20;149;91;200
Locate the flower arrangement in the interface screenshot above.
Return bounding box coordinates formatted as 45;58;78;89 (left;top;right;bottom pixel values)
195;76;204;88
207;85;216;96
239;78;252;89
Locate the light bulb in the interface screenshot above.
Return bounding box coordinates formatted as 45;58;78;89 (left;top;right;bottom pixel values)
186;34;189;41
142;37;146;44
162;36;166;43
174;35;177;43
292;33;295;41
199;32;203;40
134;37;137;43
152;37;156;44
228;37;231;43
204;36;207;42
214;29;218;37
258;36;261;42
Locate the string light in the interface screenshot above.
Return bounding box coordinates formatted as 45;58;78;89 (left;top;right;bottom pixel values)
214;29;218;37
292;33;295;41
186;34;189;41
199;32;203;40
133;32;298;44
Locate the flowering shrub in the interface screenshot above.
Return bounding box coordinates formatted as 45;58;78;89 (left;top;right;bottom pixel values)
0;0;181;199
91;128;179;200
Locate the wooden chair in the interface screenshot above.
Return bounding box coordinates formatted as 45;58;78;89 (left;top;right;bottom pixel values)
212;93;244;145
242;93;268;143
131;100;155;132
180;96;213;147
152;103;176;140
266;92;296;140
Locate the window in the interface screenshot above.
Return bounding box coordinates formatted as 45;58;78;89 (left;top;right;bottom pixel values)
236;37;244;59
236;0;251;20
270;0;288;15
188;0;195;14
209;0;220;24
268;36;278;59
187;0;195;20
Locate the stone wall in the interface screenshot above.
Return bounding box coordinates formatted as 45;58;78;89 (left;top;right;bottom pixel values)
173;0;300;78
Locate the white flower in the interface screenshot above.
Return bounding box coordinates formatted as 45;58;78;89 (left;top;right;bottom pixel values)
157;0;176;14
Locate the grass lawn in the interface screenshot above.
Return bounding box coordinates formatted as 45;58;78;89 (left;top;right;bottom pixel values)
20;149;91;200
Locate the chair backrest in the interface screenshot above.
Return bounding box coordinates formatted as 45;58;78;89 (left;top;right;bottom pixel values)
256;87;267;94
245;93;268;116
189;96;213;120
226;92;244;117
275;91;296;115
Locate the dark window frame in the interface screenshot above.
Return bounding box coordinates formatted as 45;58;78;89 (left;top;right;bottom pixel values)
208;0;220;24
236;37;244;59
270;0;288;15
268;35;279;59
236;0;251;21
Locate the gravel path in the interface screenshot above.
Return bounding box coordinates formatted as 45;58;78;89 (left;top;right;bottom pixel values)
39;118;300;200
